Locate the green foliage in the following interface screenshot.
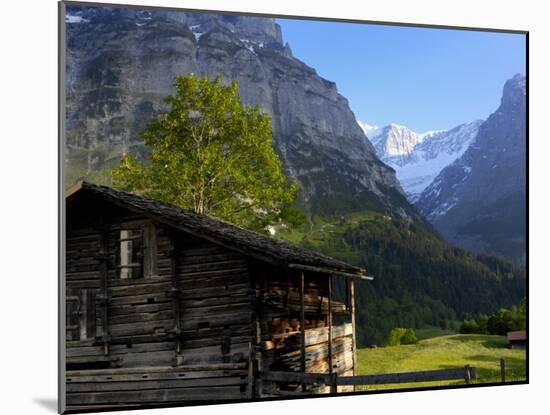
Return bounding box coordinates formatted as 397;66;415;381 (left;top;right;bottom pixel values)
340;216;524;345
458;319;480;334
384;328;407;346
280;205;308;229
459;298;526;335
280;211;526;345
401;328;419;345
112;74;298;232
384;328;418;346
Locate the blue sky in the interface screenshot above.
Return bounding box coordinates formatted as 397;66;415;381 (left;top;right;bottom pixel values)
277;19;526;132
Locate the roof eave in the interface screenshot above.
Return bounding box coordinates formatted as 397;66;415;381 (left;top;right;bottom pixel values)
288;263;374;280
65;180;85;198
68;183;373;280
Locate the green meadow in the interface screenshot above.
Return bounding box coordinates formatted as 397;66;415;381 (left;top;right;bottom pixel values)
356;334;526;391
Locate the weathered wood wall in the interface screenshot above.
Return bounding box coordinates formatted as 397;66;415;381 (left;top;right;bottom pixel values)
66;220;177;370
66;226;106;368
65;364;248;407
65;195;356;409
65;209;253;407
176;245;253;365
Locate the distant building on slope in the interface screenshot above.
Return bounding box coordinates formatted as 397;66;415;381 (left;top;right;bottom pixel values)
506;330;527;349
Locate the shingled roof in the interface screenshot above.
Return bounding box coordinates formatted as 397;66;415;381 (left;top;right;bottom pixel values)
506;330;526;342
66;181;370;279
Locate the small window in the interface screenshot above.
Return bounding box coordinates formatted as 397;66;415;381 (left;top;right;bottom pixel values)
117;223;157;279
66;289;96;341
118;228;143;279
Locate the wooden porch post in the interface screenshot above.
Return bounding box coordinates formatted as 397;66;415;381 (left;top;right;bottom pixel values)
300;271;306;391
328;274;335;393
248;264;262;399
284;271;290;308
350;279;357;385
169;239;183;366
98;229;110;355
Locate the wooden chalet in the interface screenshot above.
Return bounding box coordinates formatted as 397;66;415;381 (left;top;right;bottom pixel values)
64;181;371;411
506;330;527;349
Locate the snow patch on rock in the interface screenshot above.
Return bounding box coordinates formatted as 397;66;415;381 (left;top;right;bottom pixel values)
359;120;481;201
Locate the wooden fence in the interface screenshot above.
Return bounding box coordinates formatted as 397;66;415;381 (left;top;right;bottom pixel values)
260;365;477;394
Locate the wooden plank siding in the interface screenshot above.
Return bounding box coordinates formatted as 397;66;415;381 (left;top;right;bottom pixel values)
66;365;249;405
65;197;357;409
66;212;256;408
176;245;253;368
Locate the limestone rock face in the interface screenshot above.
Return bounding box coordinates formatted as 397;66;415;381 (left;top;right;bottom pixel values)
65;5;421;220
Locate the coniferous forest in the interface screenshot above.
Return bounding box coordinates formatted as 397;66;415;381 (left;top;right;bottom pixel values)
292;214;526;345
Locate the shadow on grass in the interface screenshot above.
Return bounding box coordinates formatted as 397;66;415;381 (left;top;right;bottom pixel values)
473;368;526;383
467;354;526;366
435;355;526;384
446;334;508;348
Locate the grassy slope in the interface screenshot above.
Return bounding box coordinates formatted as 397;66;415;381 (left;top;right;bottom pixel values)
415;325;460;340
280;210;380;246
356;334;526;391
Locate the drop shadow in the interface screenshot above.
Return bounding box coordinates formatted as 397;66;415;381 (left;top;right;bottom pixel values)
34;398;57;413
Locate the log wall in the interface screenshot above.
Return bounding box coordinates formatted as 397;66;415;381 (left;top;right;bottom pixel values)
65;217;253;408
65;206;355;409
176;245;253;365
66;226;105;368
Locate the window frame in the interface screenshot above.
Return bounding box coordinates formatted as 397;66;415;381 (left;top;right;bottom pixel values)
116;221;158;279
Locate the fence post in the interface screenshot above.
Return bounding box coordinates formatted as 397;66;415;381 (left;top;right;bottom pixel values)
500;358;506;383
300;272;306;392
464;365;471;384
349;279;358;392
253;358;262;398
330;372;338;394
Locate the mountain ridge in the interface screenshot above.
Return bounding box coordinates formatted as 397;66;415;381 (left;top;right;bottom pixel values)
65;5;427;224
416;74;526;265
360;120;482;202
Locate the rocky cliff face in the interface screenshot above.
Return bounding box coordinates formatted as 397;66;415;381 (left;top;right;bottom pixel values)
65;5;421;220
416;74;527;265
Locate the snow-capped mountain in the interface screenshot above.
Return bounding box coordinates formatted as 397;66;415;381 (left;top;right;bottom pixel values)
357;121;381;140
369;124;432;166
416;74;526;265
359;121;482;202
